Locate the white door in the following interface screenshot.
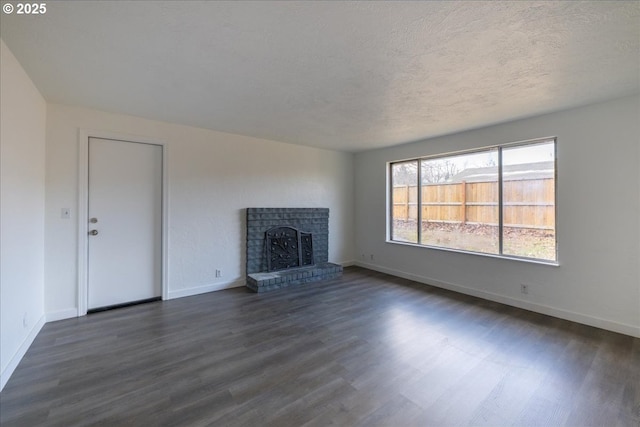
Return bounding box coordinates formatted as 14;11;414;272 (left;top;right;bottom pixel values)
87;137;162;310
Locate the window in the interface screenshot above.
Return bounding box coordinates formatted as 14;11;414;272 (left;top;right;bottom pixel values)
389;138;557;262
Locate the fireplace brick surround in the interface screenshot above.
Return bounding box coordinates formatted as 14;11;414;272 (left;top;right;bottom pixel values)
245;208;342;292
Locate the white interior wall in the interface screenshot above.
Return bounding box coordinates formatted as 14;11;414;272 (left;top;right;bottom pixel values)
355;95;640;337
44;104;355;318
0;40;47;390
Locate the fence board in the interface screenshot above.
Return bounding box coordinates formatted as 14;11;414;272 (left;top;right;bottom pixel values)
392;178;554;230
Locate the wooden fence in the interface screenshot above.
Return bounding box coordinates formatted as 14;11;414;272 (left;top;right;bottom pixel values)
392;178;555;230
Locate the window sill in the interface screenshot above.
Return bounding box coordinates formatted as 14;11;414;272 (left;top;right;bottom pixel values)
385;239;560;267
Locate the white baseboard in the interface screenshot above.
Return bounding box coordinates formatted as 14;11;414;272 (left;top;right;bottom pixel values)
46;308;79;323
1;314;46;392
340;260;356;267
355;261;640;338
167;279;245;300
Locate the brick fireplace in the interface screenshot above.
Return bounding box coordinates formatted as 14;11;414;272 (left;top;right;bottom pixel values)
245;208;342;292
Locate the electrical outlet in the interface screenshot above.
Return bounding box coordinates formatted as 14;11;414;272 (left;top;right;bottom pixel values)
370;254;374;261
215;269;221;278
520;284;529;294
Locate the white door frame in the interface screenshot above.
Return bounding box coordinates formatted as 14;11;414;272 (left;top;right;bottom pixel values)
77;129;168;316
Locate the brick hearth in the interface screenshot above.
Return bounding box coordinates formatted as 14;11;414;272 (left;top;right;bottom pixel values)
245;208;342;292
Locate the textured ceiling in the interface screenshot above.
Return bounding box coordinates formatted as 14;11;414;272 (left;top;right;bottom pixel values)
1;1;638;152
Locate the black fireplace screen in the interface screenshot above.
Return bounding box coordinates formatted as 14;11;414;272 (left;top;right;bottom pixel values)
265;226;314;272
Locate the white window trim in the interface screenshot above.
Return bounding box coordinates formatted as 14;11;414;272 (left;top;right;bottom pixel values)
387;137;559;265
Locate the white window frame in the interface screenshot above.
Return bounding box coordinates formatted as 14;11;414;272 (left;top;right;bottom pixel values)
387;137;558;265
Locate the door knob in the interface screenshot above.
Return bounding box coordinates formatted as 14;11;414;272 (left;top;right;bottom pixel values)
89;230;99;236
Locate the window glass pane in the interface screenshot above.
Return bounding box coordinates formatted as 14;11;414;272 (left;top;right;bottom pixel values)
502;141;556;260
390;161;418;243
420;150;499;253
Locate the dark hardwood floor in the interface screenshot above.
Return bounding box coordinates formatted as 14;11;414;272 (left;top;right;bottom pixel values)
1;267;638;426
